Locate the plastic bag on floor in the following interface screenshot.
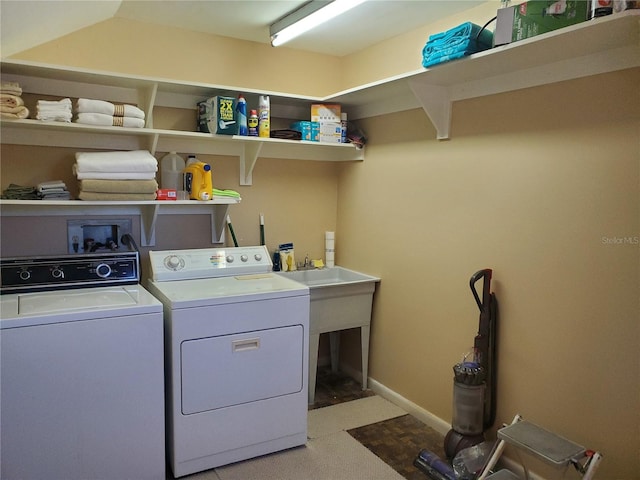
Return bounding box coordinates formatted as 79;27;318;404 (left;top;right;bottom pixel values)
452;441;496;480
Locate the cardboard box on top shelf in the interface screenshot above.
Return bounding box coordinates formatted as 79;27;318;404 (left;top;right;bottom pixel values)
311;104;341;143
197;96;238;135
311;104;341;123
318;122;342;143
494;0;589;46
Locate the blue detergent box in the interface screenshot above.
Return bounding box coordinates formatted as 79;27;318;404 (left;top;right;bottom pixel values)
290;121;320;142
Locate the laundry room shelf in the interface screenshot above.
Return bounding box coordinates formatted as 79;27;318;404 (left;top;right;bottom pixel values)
0;119;363;186
0;198;241;246
333;10;640;139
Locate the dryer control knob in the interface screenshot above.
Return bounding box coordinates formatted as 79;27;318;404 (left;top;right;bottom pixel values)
165;255;184;270
241;254;248;262
255;253;262;261
51;267;64;279
19;269;31;281
226;255;234;263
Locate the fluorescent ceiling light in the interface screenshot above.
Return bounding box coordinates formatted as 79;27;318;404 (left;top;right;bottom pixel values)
270;0;367;47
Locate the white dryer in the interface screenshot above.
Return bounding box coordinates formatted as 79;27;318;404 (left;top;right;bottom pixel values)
0;251;165;480
146;246;310;478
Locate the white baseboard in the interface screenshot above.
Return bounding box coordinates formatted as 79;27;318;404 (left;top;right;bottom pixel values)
366;376;452;436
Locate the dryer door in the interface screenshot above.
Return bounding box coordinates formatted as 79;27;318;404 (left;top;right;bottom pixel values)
181;325;304;415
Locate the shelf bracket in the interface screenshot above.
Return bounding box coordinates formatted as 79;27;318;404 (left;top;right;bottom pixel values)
239;141;263;186
211;208;229;244
139;82;158;129
408;79;452;140
140;204;160;247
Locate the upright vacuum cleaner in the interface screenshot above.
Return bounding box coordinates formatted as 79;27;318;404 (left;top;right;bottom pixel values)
415;269;498;480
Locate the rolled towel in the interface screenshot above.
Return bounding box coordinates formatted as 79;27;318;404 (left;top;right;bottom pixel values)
1;94;24;108
77;98;145;119
1;82;22;96
74;150;158;173
76;112;145;128
79;179;159;194
1;106;30;119
78;191;157;201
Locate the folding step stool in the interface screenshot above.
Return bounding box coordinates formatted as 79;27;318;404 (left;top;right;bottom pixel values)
478;415;603;480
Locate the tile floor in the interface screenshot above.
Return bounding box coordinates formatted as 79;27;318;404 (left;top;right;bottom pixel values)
167;367;446;479
314;367;447;480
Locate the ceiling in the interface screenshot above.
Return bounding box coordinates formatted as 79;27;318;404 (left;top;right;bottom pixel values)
1;0;486;58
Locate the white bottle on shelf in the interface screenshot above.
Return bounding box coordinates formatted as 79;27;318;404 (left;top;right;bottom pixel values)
160;151;185;191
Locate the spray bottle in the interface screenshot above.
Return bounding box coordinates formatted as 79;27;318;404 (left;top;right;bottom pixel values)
258;95;270;138
237;94;248;136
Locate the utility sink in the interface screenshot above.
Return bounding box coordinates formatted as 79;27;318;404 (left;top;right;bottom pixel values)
281;266;379;289
277;266;380;404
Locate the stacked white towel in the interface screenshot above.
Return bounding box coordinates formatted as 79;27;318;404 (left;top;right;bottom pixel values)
74;150;158;200
37;180;71;200
37;98;72;122
75;98;146;128
1;82;29;119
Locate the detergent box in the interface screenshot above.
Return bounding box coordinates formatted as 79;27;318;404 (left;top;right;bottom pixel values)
311;104;341;123
198;96;237;135
311;104;341;143
290;121;320;141
494;0;589;46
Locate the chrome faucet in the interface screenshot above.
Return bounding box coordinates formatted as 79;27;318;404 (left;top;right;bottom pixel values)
297;253;314;270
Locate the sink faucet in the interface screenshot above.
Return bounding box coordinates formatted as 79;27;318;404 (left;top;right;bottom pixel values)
297;253;314;270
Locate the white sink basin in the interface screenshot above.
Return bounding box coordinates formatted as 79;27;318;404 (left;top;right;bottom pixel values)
278;266;380;404
278;266;379;288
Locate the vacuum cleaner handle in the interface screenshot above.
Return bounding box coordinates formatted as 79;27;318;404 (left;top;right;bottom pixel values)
470;269;492;313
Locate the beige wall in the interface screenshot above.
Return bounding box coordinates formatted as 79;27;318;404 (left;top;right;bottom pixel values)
3;5;639;479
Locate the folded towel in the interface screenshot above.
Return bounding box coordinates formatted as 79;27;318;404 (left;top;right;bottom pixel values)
78;191;157;201
422;22;493;68
35;98;72;121
76;112;145;128
213;188;241;199
1;82;22;96
79;179;159;194
36;112;71;122
73;170;157;180
37;98;72;110
1;94;24;108
1;184;39;199
1;106;30;119
74;150;158;173
77;98;145;119
37;180;67;191
40;191;72;200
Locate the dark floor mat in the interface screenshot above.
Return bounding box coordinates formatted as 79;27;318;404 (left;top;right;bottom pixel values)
348;414;446;480
310;367;375;410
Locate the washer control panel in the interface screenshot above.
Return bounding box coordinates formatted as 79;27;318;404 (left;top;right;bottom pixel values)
0;252;140;294
149;246;271;282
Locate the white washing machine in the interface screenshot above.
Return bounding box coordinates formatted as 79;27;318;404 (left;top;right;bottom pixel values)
0;251;165;480
146;246;309;478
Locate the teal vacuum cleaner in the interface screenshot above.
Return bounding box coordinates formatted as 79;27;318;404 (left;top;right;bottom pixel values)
414;269;498;480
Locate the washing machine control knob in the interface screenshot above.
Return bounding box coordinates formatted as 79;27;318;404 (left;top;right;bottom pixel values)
240;254;248;262
226;255;234;263
255;253;262;261
165;255;184;270
19;269;31;281
96;263;112;278
51;267;64;279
